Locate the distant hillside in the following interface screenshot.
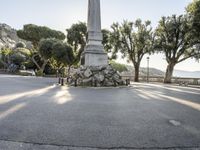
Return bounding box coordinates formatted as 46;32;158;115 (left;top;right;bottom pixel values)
121;66;200;78
173;70;200;78
122;66;165;77
0;23;31;49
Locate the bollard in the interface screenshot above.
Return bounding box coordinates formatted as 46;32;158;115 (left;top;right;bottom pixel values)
126;79;130;86
74;79;77;87
61;78;64;86
94;80;97;87
58;77;61;84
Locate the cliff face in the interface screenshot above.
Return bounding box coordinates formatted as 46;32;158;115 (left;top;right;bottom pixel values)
0;23;31;49
0;23;19;49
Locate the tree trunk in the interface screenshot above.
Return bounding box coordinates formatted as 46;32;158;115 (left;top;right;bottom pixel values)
134;64;140;82
31;54;48;73
67;66;71;83
41;59;48;73
67;66;71;77
31;54;41;71
164;63;175;84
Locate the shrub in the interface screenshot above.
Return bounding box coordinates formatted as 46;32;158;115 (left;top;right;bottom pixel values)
36;70;44;76
15;42;26;48
110;61;128;73
10;52;26;66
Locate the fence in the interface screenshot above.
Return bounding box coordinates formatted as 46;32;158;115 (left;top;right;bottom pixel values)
121;75;200;85
1;69;199;85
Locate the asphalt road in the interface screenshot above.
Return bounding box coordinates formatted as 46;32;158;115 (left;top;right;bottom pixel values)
0;74;200;150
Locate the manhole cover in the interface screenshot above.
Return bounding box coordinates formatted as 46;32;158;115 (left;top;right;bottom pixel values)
169;120;181;126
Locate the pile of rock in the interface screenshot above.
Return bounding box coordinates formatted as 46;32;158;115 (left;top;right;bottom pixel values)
70;65;126;87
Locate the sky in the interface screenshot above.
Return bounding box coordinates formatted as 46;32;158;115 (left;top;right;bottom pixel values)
0;0;199;71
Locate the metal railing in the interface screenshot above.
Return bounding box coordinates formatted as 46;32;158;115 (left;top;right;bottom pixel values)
121;75;200;85
1;69;199;86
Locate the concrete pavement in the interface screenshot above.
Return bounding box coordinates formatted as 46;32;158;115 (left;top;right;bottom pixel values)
0;74;200;150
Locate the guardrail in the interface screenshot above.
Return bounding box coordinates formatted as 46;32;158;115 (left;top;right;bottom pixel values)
1;69;199;85
121;75;200;85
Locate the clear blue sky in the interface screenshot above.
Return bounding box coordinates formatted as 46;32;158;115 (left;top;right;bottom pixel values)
1;0;199;71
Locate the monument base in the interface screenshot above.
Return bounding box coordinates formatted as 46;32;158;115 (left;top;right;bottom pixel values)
70;65;126;87
81;44;108;66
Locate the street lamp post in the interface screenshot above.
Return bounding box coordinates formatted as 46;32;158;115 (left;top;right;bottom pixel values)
147;57;150;83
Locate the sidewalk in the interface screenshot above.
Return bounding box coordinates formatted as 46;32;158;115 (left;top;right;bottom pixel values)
0;140;199;150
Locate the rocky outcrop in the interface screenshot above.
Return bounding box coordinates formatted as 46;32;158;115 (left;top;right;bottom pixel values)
0;23;31;49
71;65;126;87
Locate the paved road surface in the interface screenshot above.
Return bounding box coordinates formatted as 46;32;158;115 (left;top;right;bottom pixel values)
0;74;200;150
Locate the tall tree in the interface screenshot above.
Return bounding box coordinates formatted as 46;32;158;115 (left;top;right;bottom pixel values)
155;15;200;83
52;41;75;76
109;19;154;82
17;24;65;73
38;38;59;72
66;22;112;64
187;0;200;38
102;29;114;59
66;22;87;64
39;38;75;76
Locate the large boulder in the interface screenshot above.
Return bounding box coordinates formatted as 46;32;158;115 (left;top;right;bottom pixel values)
84;68;92;78
94;73;104;82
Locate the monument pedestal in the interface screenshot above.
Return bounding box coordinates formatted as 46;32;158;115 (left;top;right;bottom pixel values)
83;44;108;66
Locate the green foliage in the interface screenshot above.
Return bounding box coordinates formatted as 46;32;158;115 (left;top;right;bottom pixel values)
0;47;31;70
0;48;12;66
52;41;75;66
44;62;57;75
36;70;44;76
102;29;113;58
66;22;112;64
110;61;128;73
23;61;36;70
10;52;26;66
110;19;153;63
16;48;31;57
110;19;154;81
39;38;59;60
66;22;87;64
38;38;75;69
187;0;200;36
17;24;65;73
0;48;12;57
17;24;65;48
155;15;200;83
15;42;26;48
155;15;199;63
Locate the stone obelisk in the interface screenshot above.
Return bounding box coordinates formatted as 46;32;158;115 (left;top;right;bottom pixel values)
82;0;108;66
